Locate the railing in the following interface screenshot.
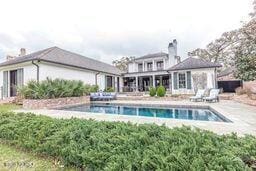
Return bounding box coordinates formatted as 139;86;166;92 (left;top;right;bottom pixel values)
147;67;153;71
157;66;163;70
138;68;143;72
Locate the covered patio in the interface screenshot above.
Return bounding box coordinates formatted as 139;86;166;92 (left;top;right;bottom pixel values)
123;74;171;92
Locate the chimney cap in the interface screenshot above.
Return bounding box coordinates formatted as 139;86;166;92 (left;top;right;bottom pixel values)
19;48;26;56
168;42;173;47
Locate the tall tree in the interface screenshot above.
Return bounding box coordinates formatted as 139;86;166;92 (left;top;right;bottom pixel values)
234;19;256;81
189;0;256;80
112;56;135;72
249;0;256;18
188;30;238;67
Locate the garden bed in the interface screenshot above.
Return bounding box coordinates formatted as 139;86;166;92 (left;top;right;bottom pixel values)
23;96;90;109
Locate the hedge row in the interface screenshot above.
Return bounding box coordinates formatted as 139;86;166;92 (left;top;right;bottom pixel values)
0;112;256;170
18;78;99;99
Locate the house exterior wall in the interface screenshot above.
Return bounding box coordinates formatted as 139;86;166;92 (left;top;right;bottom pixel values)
39;62;120;91
127;56;169;73
0;61;121;99
39;62;96;85
171;68;216;94
0;62;38;98
96;73;106;91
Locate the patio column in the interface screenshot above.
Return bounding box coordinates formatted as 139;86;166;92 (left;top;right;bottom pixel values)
159;76;163;86
152;75;155;88
119;77;123;92
135;76;138;92
152;60;155;71
169;74;172;91
149;76;153;87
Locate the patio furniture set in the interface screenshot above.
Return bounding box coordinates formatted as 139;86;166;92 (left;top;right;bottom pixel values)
90;92;117;101
189;89;220;102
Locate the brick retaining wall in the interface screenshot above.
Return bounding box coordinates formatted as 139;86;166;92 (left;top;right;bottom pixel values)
23;96;90;109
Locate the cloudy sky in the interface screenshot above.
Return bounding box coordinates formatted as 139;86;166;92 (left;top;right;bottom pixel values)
0;0;253;64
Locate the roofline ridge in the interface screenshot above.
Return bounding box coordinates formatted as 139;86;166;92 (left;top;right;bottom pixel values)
167;56;191;70
49;47;121;71
36;47;58;60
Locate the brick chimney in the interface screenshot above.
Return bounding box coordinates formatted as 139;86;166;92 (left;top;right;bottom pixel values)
19;48;26;56
168;39;178;67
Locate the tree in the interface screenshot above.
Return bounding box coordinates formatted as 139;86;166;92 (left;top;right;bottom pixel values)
249;0;256;18
234;0;256;81
112;56;135;72
188;30;239;67
234;19;256;81
189;0;256;80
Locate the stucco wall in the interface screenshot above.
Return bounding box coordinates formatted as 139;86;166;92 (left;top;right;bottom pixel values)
0;62;38;98
0;61;122;99
96;73;106;91
39;62;96;85
171;68;216;95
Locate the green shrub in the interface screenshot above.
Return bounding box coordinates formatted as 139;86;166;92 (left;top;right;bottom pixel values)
84;84;99;95
149;86;156;97
18;78;97;99
105;87;115;92
0;112;255;170
156;86;166;97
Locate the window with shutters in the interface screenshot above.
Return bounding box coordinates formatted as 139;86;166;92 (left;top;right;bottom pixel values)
178;73;186;88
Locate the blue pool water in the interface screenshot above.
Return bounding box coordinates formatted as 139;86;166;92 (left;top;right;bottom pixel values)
61;104;229;122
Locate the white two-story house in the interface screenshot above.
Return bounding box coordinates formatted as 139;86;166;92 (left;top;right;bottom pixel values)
122;39;222;94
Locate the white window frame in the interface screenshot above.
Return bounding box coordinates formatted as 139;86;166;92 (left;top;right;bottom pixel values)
178;72;187;89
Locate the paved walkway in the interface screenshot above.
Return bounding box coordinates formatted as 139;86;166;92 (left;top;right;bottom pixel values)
15;100;256;136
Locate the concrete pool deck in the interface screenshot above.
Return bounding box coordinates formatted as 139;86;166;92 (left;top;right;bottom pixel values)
15;100;256;136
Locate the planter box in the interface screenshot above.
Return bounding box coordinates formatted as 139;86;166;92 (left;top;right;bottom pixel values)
23;96;90;109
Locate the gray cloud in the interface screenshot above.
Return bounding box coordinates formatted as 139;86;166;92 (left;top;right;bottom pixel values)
0;28;238;64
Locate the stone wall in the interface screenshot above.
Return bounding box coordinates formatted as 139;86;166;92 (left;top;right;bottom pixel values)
23;96;90;109
243;81;256;93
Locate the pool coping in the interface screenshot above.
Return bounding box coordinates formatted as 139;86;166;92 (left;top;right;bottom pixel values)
14;100;256;136
65;102;232;123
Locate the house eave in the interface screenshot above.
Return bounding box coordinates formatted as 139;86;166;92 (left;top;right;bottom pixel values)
168;66;222;71
0;59;121;76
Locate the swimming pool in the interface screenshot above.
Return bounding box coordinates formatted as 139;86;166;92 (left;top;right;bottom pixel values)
61;103;230;122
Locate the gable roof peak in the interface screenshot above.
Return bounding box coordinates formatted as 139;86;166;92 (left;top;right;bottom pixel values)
168;57;222;71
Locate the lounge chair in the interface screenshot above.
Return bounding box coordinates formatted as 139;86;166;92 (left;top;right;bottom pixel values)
189;89;205;102
90;92;117;101
203;89;220;102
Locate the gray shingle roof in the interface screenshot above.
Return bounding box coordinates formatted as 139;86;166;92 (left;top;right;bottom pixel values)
0;47;121;75
168;57;222;71
135;52;168;60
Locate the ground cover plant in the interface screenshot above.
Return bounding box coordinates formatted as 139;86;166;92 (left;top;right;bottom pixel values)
18;78;98;99
0;104;76;170
0;112;256;170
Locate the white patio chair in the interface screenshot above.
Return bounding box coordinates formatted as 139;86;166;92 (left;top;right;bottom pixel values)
189;89;205;102
203;89;220;102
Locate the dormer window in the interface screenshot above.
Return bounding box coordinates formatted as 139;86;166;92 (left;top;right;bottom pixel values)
156;61;163;70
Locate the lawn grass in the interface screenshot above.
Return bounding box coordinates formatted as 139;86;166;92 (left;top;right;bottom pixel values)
0;141;68;171
0;104;21;112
